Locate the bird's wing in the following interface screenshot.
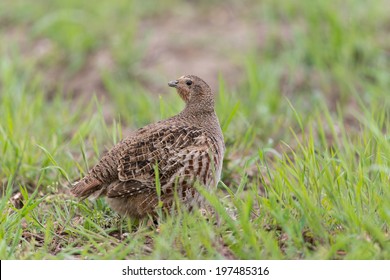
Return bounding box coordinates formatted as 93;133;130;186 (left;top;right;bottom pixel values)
110;124;209;197
106;179;150;198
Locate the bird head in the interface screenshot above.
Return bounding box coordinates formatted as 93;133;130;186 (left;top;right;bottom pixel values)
168;75;214;111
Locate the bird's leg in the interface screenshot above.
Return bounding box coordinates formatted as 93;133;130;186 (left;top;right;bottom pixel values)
114;214;123;239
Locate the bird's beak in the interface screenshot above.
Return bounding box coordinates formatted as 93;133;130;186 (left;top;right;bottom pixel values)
168;80;178;87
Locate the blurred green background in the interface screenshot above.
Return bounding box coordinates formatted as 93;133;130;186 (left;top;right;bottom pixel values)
1;0;390;259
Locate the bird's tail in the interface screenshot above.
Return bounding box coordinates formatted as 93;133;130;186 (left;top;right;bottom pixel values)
71;176;102;199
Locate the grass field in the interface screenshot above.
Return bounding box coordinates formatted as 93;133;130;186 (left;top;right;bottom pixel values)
1;0;390;259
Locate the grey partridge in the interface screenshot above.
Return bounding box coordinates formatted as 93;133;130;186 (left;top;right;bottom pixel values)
71;75;225;218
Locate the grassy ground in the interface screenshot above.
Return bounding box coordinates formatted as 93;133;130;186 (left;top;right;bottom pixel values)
1;0;390;259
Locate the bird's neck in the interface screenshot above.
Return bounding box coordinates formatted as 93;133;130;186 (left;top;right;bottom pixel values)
183;97;215;114
181;102;214;120
179;106;221;134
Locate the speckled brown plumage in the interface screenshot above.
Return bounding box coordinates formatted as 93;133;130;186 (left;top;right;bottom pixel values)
71;75;225;218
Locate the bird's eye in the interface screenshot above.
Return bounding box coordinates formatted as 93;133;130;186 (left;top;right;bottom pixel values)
186;80;192;86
